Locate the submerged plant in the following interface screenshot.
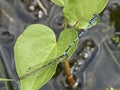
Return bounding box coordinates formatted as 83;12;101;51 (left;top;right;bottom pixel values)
106;87;120;90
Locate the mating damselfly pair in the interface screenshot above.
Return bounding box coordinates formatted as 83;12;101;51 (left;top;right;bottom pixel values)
19;14;99;79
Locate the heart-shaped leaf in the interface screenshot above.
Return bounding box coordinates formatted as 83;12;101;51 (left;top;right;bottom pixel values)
14;24;77;90
63;0;108;29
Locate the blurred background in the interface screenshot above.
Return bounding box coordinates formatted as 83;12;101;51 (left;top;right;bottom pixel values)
0;0;120;90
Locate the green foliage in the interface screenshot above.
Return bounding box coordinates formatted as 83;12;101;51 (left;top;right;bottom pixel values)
52;0;108;29
111;34;120;48
106;87;120;90
57;28;78;57
14;24;77;90
63;0;108;29
112;35;120;44
14;0;109;89
0;78;13;81
51;0;68;6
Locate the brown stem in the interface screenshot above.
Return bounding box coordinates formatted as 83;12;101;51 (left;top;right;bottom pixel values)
63;60;76;86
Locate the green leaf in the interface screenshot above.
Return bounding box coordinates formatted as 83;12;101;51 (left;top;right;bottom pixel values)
14;24;78;90
63;0;108;29
14;24;57;90
0;78;13;81
51;0;68;7
106;87;116;90
57;28;78;57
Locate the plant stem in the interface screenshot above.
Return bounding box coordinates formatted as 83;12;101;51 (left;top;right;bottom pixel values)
63;22;76;87
36;0;48;15
63;60;76;86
